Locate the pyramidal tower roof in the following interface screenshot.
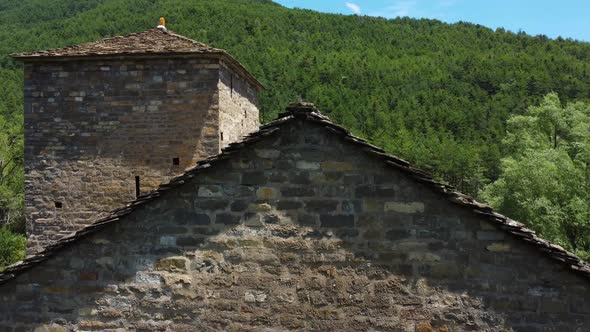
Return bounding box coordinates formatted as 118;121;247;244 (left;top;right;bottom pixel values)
12;26;263;89
13;28;221;58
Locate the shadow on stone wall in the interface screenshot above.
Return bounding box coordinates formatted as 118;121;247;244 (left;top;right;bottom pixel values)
8;119;588;331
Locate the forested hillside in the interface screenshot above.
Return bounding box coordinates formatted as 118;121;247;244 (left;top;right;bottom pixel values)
1;0;590;264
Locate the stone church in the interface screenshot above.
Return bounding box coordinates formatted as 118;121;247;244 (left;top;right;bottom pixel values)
0;22;589;332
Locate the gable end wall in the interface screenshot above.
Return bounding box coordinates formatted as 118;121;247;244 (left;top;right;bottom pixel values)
5;119;589;331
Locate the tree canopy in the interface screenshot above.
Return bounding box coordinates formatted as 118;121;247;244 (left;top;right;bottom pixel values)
481;93;590;259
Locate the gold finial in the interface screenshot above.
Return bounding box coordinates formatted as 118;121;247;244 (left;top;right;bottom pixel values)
157;17;167;30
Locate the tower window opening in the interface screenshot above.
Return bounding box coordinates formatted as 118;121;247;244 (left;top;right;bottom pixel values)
135;176;141;198
173;157;180;166
54;201;63;209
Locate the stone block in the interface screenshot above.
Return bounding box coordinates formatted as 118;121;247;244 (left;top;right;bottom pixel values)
408;252;441;262
155;256;189;273
277;200;303;210
230;200;248;212
429;263;461;279
160;235;176;246
192;227;217;235
355;185;378;198
310;172;342;184
320;161;354;171
244;214;264;228
33;326;66;332
281;187;315;197
79;271;98;281
540;298;568;313
477;231;505;241
195;200;228;211
291;172;311;185
296;161;320;170
264;214;280;224
256;187;278;200
341;200;361;213
255;149;280;158
198;185;224;197
249;203;272;212
79;321;117;329
244;291;267;303
176;236;204;247
570;294;590;314
362;199;383;212
241;171;267;185
304;200;339;213
175;211;211;225
384;202;425;214
415;322;432;332
486;242;510;252
231;160;251;169
320;215;354;228
386;229;411;241
216;213;240;225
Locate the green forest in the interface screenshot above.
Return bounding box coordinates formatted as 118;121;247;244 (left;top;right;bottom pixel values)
0;0;589;267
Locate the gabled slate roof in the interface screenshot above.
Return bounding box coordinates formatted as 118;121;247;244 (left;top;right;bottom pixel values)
1;102;589;284
11;28;264;90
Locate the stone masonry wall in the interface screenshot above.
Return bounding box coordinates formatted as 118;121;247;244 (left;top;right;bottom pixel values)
218;62;260;150
4;119;589;331
24;58;222;253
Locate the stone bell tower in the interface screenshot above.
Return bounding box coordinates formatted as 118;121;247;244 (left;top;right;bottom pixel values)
13;20;263;253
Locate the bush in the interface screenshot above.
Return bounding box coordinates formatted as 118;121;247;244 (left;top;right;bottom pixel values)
0;226;26;270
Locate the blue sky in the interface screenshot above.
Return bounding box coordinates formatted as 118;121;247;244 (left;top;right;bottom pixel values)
274;0;590;42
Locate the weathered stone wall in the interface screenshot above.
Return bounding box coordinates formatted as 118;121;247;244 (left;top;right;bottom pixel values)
24;58;223;253
5;120;588;331
24;57;260;254
218;62;260;150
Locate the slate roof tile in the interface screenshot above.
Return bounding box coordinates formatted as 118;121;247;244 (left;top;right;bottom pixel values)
12;28;220;58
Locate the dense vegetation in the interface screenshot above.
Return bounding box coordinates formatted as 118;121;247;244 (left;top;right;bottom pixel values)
482;94;590;259
0;0;589;267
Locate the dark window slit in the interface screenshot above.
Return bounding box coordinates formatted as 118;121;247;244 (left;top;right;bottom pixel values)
135;176;140;198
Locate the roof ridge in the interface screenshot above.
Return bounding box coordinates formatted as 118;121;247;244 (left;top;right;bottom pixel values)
162;29;211;47
1;103;588;284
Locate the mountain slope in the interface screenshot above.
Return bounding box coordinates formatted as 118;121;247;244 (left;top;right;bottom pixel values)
1;0;590;198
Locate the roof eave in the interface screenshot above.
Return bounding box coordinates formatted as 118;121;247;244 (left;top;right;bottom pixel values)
11;51;264;91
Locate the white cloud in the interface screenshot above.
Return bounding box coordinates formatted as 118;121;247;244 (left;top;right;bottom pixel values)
345;2;361;14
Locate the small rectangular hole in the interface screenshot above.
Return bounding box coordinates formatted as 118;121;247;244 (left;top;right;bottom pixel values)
55;202;63;209
220;132;224;141
135;176;140;198
173;157;180;166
